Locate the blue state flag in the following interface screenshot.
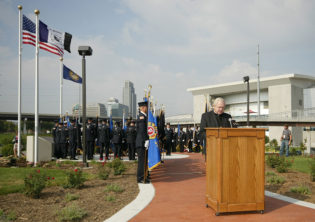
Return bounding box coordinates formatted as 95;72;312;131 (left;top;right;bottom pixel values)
63;65;82;84
148;109;161;170
109;115;113;131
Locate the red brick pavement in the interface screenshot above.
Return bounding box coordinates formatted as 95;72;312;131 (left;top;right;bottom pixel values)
130;153;315;222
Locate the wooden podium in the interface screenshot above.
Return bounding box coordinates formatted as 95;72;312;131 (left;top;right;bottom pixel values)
205;128;265;215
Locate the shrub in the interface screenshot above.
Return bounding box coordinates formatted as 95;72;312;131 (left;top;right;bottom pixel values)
309;158;315;182
106;195;116;202
266;154;281;168
98;162;111;180
290;185;311;195
107;158;126;175
65;193;79;202
300;140;307;155
24;169;47;198
267;176;286;185
265;171;276;177
1;144;14;156
265;136;270;144
276;158;292;173
64;168;86;189
105;184;124;193
270;139;278;148
57;204;87;221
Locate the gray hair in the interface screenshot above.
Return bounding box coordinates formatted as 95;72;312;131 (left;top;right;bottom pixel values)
213;97;225;107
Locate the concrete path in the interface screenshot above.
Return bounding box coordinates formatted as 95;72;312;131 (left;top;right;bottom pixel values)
130;153;315;222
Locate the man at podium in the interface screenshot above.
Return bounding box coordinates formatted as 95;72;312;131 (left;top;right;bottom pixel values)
200;98;232;157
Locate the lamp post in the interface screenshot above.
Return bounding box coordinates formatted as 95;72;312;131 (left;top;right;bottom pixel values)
243;76;250;127
78;46;93;166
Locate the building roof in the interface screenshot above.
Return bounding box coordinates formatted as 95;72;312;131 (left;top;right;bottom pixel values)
187;73;315;96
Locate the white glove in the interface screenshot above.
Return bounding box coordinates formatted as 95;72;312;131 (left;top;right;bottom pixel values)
144;140;149;149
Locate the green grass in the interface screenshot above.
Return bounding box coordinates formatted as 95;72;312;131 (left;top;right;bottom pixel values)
265;155;312;174
286;156;312;174
267;176;286;184
290;185;311;195
0;167;67;195
65;193;79;202
106;195;116;202
104;184;124;193
265;171;276;177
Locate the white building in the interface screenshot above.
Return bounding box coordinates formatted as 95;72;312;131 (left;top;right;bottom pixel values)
106;97;129;118
187;73;315;151
72;103;107;118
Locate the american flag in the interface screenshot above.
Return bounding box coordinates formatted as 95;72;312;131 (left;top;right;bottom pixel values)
22;15;64;56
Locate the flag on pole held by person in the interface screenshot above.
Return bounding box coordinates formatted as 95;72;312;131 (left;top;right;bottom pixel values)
109;115;113;131
63;65;82;84
22;15;72;56
148;109;161;170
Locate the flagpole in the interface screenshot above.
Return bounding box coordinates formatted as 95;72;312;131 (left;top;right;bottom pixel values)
60;57;63;117
78;84;81;123
17;5;23;158
34;9;40;167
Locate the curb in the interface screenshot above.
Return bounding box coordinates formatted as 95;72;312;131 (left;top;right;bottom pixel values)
265;191;315;209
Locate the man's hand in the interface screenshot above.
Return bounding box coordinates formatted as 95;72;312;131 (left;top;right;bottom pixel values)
145;140;149;149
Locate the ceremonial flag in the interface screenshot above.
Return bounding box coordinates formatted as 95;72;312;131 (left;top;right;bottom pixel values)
63;65;82;84
177;123;180;137
66;116;71;128
148;109;161;170
22;15;72;56
122;113;127;131
109;115;113;131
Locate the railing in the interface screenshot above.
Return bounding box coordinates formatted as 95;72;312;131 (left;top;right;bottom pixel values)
234;107;315;122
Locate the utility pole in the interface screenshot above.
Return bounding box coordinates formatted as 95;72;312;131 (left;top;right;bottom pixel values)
257;44;260;116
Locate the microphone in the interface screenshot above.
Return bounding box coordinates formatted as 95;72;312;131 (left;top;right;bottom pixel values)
229;118;233;128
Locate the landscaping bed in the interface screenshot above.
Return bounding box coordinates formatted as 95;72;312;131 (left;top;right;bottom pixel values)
265;155;315;204
0;160;139;221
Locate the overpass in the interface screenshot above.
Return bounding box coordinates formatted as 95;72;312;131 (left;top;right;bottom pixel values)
166;108;315;127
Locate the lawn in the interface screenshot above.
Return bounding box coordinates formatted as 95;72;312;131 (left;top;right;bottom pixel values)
0;167;69;195
286;156;313;174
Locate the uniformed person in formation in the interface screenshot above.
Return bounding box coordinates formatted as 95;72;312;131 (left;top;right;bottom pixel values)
112;122;123;159
136;101;150;183
178;128;186;152
171;127;177;152
68;119;78;160
86;118;95;160
51;120;58;158
194;126;201;153
55;122;68;159
98;119;111;160
187;126;194;153
165;123;173;156
126;120;137;160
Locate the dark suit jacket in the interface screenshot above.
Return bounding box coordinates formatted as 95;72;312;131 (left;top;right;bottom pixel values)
200;110;232;153
136;112;149;148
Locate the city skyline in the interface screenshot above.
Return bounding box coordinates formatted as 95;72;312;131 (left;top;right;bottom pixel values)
0;0;314;117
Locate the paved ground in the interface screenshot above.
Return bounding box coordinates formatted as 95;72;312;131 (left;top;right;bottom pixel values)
130;153;315;222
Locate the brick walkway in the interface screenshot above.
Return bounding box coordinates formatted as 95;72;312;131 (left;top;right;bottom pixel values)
130;153;315;222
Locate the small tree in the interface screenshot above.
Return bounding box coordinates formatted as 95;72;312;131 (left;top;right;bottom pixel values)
265;136;270;144
300;139;307;155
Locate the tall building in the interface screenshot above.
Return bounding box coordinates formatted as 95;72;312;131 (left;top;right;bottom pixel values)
122;80;137;119
106;97;129;118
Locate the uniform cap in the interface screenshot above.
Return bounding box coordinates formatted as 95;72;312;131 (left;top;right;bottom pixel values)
138;101;148;107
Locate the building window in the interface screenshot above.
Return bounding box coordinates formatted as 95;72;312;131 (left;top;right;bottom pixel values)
299;99;303;106
264;101;268;109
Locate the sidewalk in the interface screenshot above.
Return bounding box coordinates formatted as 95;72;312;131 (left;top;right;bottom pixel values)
130;153;315;222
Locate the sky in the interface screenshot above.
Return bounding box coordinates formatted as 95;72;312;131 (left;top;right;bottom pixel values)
0;0;314;117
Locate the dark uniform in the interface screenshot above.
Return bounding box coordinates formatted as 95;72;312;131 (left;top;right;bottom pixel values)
68;121;78;160
172;128;177;152
178;129;186;152
51;122;58;158
86;120;95;160
98;121;111;160
126;124;137;160
187;128;193;152
194;128;201;153
112;124;123;158
165;127;173;155
136;106;149;183
55;124;68;159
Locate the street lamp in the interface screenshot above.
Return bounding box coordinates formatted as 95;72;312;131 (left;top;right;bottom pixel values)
78;46;93;166
243;76;250;127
